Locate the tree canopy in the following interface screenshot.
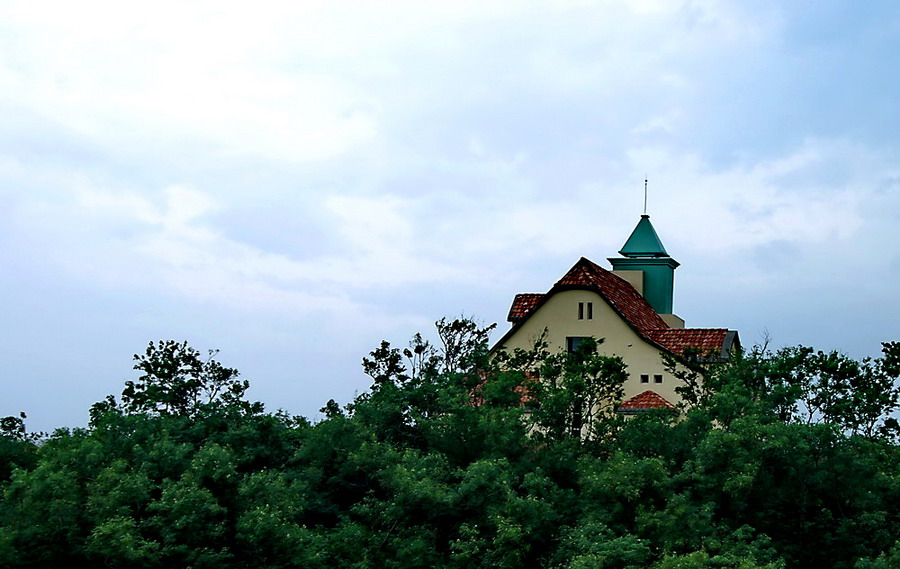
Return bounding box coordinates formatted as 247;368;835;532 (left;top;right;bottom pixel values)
1;321;899;568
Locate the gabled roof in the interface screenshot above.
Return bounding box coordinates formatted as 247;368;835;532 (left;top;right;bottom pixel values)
616;390;677;414
495;257;737;361
508;293;544;323
553;257;669;331
619;214;669;257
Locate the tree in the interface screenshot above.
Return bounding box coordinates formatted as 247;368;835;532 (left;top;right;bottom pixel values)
496;335;628;442
689;342;900;440
120;341;257;417
0;413;31;442
4;323;900;569
355;318;502;443
0;412;38;483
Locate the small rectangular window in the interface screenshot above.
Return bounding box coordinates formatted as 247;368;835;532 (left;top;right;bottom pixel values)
567;337;588;353
578;302;584;320
587;302;593;319
654;374;663;384
640;374;649;384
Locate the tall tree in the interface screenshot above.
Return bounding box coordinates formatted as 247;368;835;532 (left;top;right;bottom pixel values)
120;340;257;417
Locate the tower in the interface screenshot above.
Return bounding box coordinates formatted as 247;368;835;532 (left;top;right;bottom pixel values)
608;215;680;316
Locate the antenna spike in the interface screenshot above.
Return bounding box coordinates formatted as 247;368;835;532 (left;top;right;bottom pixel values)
643;176;648;215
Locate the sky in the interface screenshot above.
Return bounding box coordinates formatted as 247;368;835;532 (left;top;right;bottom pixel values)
2;0;900;434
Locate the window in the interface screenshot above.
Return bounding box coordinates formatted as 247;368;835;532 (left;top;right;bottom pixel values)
567;337;588;353
577;302;594;320
640;374;649;384
654;374;663;384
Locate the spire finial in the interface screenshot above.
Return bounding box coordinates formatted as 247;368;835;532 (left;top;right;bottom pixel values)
643;176;648;215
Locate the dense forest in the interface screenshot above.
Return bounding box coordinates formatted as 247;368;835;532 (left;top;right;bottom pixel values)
2;318;900;569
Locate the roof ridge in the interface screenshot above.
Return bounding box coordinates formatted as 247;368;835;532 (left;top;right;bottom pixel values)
553;257;669;332
495;257;732;359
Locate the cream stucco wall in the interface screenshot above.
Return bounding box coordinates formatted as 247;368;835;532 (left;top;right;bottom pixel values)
497;289;689;404
611;270;643;295
660;314;685;329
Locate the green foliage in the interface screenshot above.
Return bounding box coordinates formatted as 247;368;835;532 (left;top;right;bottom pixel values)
494;334;629;442
0;413;37;443
551;521;651;569
0;413;38;482
1;328;900;569
855;540;900;569
121;340;258;417
687;343;900;440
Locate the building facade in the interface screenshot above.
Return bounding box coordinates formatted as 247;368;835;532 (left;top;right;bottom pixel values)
491;215;739;412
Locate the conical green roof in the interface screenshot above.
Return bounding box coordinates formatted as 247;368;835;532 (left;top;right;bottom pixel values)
619;215;669;258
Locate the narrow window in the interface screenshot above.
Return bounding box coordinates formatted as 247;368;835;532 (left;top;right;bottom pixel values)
654;374;663;384
578;302;584;320
586;302;593;320
640;374;649;384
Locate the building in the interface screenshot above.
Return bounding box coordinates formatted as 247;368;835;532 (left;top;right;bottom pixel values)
491;214;739;413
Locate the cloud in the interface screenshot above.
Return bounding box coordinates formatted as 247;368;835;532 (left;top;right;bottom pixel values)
12;181;480;323
0;1;380;164
4;0;894;302
5;0;900;433
624;138;885;254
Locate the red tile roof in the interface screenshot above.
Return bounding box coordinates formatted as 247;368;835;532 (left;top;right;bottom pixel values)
554;258;669;331
645;328;729;358
617;390;677;413
508;293;544;322
495;257;735;360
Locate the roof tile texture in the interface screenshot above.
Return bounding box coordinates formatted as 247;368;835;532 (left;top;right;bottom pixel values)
503;257;731;357
618;390;677;411
554;258;669;331
508;293;544;322
645;328;729;357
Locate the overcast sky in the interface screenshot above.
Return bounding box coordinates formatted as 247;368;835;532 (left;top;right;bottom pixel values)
3;0;899;433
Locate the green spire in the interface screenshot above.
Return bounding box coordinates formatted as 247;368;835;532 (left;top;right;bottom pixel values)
609;214;679;314
619;214;669;258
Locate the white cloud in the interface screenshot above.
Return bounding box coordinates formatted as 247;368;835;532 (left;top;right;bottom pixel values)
13;182;477;321
0;0;776;169
5;0;900;433
632;112;683;135
624;139;882;255
0;1;381;163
